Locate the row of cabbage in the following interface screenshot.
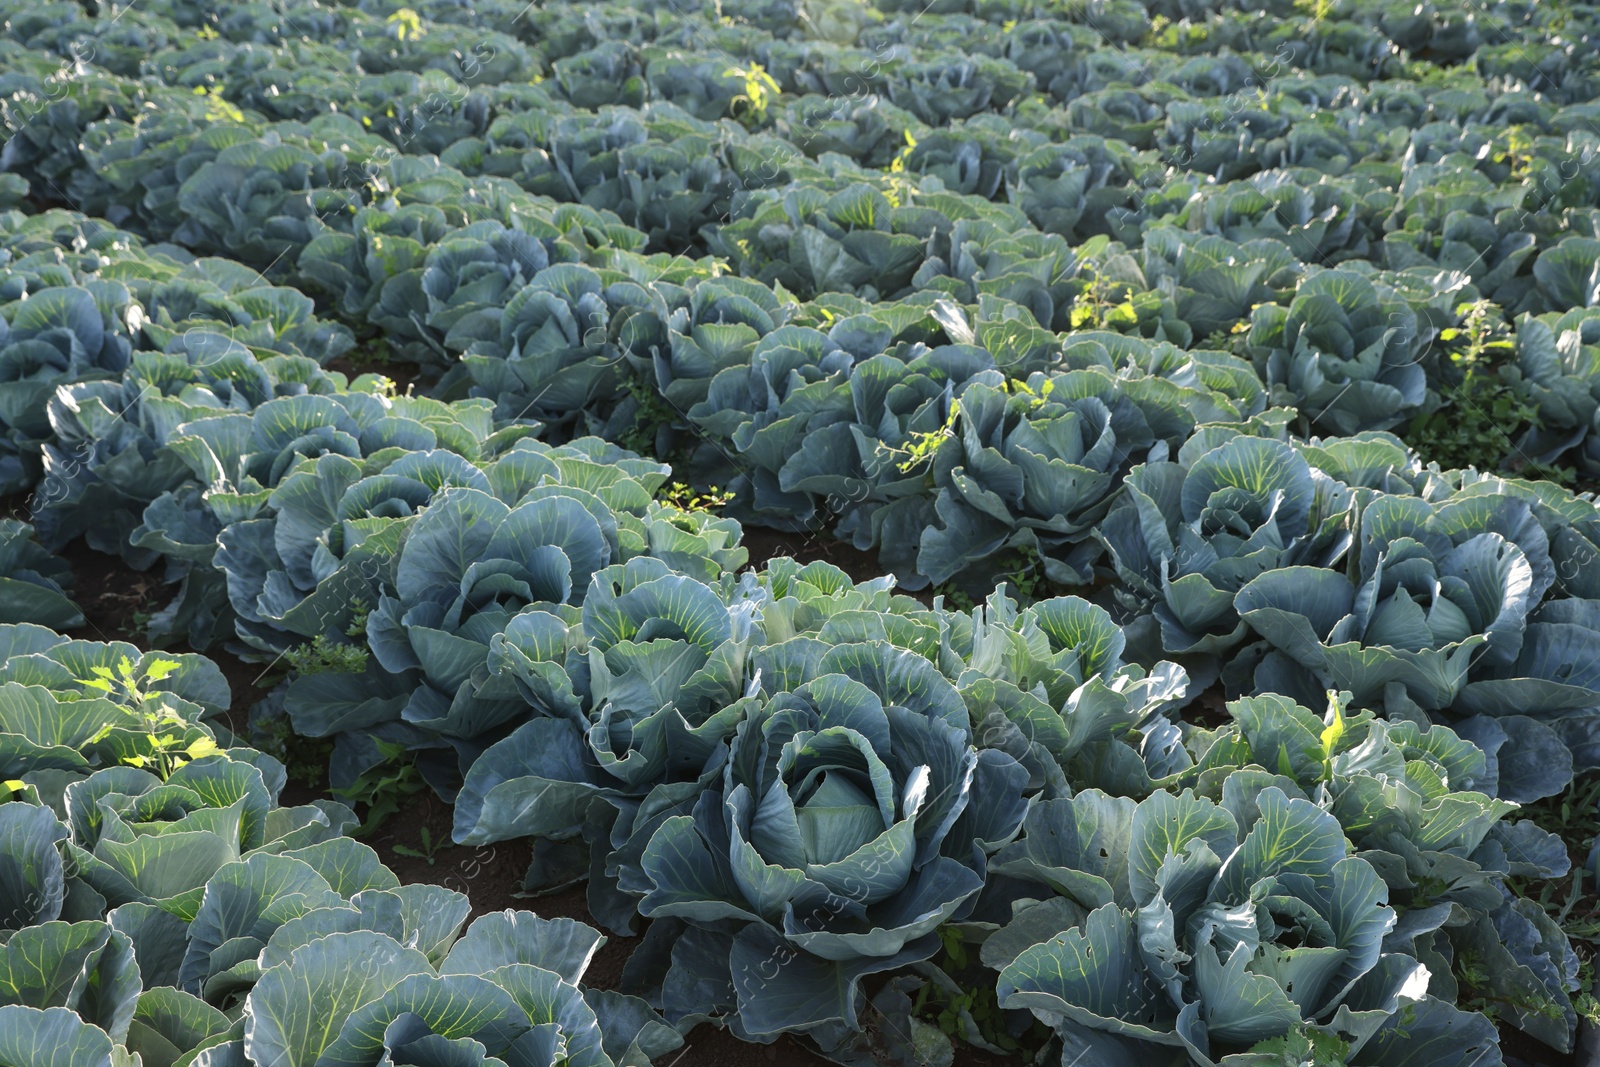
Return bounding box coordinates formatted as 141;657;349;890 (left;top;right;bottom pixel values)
12;199;1600;802
5;0;1600;278
34;0;1600;69
10;0;1600;495
0;1;1598;1065
1;220;1588;1058
21;0;1600;277
202;525;1600;1063
2;577;1577;1065
0;622;678;1067
19;241;1599;804
0;210;364;504
508;556;1589;1065
4;2;1600;770
30;0;1600;118
16;0;1600;283
11;157;1600;598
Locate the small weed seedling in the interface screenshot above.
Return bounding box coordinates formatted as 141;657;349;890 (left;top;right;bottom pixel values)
392;825;446;866
334;741;426;836
659;481;735;512
285;634;370;676
1406;299;1558;478
725;63;781;128
79;657;220;780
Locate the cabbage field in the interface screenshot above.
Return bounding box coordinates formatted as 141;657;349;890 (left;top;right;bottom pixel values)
7;0;1600;1064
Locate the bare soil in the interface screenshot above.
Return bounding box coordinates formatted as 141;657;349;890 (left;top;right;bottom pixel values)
327;351;425;396
737;524;890;584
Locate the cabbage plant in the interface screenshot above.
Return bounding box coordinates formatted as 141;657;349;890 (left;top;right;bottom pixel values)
1511;308;1600;468
986;689;1565;1067
954;590;1190;799
0;519;80;628
993;787;1504;1066
1100;434;1354;666
0;273;132;493
1247;270;1432;435
453;558;924;930
37;340;345;566
1139;229;1298;341
280;442;745;795
209;401;538;651
217;910;678;1067
1231;491;1592;798
920;358;1265;593
1192;694;1579;1052
140;389;523;650
619;640;1030;1051
1383;163;1539;312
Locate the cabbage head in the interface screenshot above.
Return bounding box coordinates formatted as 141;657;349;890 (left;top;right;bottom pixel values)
621;641;1029;1051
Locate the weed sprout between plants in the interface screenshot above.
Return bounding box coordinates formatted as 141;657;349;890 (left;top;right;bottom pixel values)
10;0;1600;1063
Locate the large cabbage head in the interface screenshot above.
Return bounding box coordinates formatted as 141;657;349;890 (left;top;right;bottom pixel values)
1187;694;1579;1051
213;397;537;656
158;390;515;651
459;263;648;437
955;591;1188;796
1247;270;1430;435
991;784;1505;1067
318;481;625;786
283;440;744;796
990;676;1575;1059
1231;492;1590;800
452;560;935;934
1101;434;1354;661
1236;494;1533;714
36;340;342;563
450;555;765;863
624;641;1029;1050
917;370;1157;591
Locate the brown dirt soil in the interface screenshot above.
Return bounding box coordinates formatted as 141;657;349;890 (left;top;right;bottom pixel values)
327;352;425;396
737;524;889;585
362;789;536;923
1503;1029;1576;1067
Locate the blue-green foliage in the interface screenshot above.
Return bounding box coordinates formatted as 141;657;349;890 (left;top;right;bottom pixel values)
575;591;1187;1047
0;211;354;500
992;693;1572;1065
7;0;1600;1062
1096;429;1600;797
39;339;350;568
272;437;745;793
0;625;675;1067
0;520;80;628
1101;432;1354;663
